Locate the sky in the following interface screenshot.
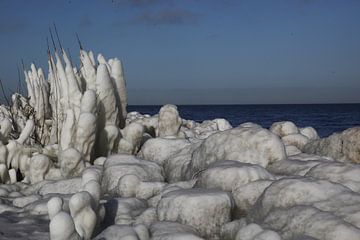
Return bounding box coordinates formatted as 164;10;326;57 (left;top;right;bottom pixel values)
0;0;359;105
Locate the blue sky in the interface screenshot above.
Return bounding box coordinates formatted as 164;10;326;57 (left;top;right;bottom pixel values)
0;0;359;104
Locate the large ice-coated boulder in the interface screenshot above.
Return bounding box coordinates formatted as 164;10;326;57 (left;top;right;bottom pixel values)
102;197;148;226
234;223;282;240
303;127;360;163
232;180;274;216
137;138;191;166
249;177;360;236
195;160;275;192
188;126;286;178
267;153;334;177
305;161;360;193
162;141;202;182
93;224;149;240
261;205;360;240
251;178;358;220
102;154;164;194
150;221;204;240
38;178;82;195
157;188;234;239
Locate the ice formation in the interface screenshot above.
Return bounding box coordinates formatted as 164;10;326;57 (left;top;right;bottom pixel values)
0;45;359;240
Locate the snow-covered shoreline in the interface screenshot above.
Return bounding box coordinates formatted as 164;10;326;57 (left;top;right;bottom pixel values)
0;48;359;240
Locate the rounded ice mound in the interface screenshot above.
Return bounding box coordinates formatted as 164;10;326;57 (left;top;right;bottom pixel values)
270;121;299;137
305;161;360;192
281;133;310;150
299;126;319;140
157;188;234;239
195;160;275;192
262;205;360;240
102;154;164;195
50;211;81;240
137;138;191;166
59;148;85;178
235;223;282;240
250;177;359;222
304;127;360;163
93;224;149;240
150;221;204;240
29;154;51;184
157;104;182;137
188;126;286;177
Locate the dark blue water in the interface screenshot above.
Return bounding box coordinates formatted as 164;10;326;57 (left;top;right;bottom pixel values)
128;104;360;138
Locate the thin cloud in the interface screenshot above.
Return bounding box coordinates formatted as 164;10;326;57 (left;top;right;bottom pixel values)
133;9;199;26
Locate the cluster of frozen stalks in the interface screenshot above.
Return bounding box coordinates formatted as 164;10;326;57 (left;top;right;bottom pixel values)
0;47;360;240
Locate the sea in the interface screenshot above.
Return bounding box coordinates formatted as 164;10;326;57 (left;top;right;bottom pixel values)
128;104;360;138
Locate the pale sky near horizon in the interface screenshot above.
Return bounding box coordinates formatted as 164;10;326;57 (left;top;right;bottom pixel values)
0;0;359;104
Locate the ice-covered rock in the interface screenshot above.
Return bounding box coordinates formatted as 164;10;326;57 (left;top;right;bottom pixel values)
305;161;360;192
281;133;310;150
235;223;282;240
102;154;164;194
150;221;204;240
69;191;97;240
59;148;85;178
118;174;166;199
220;219;247;240
241;176;360;240
102;197;148;226
38;178;82;195
261;205;360;240
137;137;191;166
270;121;299;137
157;188;234;239
50;211;81;240
118;122;144;154
93;224;149;240
232;180;274;215
195;160;275;192
285;145;302;156
303;127;360;163
188;126;286;178
157;104;182;137
299;126;319;140
29;154;51;184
